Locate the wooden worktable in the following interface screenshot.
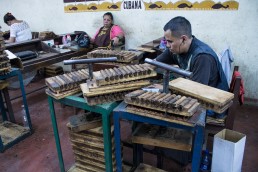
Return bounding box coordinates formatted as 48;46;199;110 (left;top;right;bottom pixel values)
5;39;91;73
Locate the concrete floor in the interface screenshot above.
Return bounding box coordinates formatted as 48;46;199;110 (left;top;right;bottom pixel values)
0;77;257;172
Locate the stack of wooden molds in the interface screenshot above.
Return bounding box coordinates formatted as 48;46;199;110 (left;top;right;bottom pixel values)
44;64;63;77
45;69;89;99
0;31;11;75
80;63;157;105
67;113;118;172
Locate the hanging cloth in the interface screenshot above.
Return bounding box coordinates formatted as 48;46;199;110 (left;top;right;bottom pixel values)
217;46;234;87
230;71;245;105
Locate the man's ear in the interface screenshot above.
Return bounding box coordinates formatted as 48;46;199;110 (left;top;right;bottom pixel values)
181;35;188;44
182;35;187;43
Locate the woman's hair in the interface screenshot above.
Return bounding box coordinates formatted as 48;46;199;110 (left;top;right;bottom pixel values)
103;12;113;21
4;12;16;24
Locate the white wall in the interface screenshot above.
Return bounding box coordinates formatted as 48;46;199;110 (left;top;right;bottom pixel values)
1;0;258;103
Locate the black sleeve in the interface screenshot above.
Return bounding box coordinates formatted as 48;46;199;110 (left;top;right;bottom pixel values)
191;54;215;85
155;48;176;64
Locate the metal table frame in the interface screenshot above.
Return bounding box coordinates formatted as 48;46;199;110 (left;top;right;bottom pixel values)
113;102;206;172
47;95;119;172
0;68;32;151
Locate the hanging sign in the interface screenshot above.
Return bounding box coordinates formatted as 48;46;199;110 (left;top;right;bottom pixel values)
64;0;239;12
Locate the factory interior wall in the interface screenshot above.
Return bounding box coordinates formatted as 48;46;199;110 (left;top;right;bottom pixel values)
0;0;257;104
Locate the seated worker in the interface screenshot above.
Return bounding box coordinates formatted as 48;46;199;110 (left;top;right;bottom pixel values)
90;12;125;49
3;12;32;43
155;16;228;118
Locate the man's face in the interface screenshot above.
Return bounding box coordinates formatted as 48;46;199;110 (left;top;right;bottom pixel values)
103;15;112;28
164;29;183;54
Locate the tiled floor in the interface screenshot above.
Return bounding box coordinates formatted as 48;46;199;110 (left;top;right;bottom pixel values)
0;77;257;172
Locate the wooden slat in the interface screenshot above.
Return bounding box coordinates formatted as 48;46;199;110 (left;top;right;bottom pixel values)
93;64;156;86
84;91;130;106
45;88;81;100
67;165;85;172
76;161;116;172
131;124;192;152
82;80;150;97
75;153;116;169
136;47;156;53
169;78;234;107
69;132;109;145
87;49;137;63
72;146;116;162
126;105;203;127
125;90;200;117
67;114;102;133
135;163;167;172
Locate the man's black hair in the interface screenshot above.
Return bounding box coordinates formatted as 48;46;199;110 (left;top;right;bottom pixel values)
163;16;192;38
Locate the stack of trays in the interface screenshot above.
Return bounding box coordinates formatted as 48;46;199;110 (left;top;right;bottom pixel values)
125;90;200;117
80;63;156;105
44;64;63;77
87;49;137;63
0;32;11;75
45;69;89;99
67;124;118;172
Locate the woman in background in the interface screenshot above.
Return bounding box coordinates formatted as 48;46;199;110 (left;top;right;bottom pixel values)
91;12;125;49
3;12;32;43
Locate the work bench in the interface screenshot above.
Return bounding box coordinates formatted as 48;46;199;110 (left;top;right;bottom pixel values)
113;101;206;172
5;38;92;101
47;94;119;172
5;38;91;73
0;68;32;152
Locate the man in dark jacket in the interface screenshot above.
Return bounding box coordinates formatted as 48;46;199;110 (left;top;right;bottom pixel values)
156;16;228;118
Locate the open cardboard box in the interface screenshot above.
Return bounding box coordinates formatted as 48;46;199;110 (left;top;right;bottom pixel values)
211;129;246;172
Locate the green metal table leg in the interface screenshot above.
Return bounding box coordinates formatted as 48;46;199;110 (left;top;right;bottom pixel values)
0;92;8;121
102;111;112;172
17;70;32;130
0;135;4;152
48;96;65;172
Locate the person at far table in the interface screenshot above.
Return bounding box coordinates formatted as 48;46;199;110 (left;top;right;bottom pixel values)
3;12;32;43
89;12;125;49
155;16;228;118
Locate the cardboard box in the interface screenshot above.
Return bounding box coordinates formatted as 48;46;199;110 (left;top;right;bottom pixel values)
211;129;246;172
